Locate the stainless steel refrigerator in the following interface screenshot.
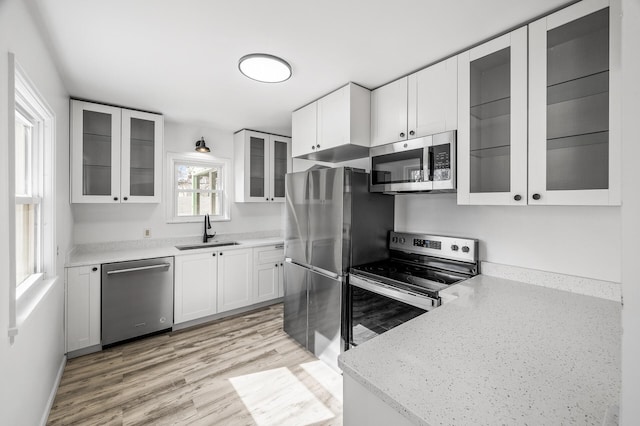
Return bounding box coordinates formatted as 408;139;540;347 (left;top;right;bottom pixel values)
283;167;394;370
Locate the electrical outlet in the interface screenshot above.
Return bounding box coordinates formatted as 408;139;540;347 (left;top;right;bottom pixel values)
143;228;152;238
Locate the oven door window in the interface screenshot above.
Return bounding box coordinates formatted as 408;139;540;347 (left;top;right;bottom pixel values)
371;148;426;185
350;284;427;347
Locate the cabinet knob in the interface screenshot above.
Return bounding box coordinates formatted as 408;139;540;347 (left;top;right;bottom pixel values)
266;197;269;201
280;263;283;266
212;253;216;256
219;252;223;255
409;130;415;136
400;132;405;138
532;193;541;200
275;264;278;267
514;194;522;201
271;198;274;201
113;197;118;201
311;145;315;150
123;197;128;201
403;143;408;148
316;144;320;149
92;267;98;272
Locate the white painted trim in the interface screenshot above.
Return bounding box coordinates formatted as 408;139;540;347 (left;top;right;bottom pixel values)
39;355;66;426
8;53;57;343
165;151;231;223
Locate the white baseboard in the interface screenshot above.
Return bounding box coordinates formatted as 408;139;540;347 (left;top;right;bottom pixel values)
40;355;66;426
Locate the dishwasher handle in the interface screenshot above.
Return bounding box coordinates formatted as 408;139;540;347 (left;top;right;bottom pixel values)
106;263;171;275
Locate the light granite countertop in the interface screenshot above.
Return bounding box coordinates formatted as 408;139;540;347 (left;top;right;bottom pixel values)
66;232;284;267
338;274;622;426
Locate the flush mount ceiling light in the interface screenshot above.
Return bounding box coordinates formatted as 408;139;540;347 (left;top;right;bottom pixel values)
238;53;292;83
195;137;210;153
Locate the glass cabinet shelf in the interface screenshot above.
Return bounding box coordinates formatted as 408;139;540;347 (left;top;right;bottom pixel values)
470;144;511;158
470;97;510;120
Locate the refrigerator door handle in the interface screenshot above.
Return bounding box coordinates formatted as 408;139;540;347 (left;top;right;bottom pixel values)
285;258;341;280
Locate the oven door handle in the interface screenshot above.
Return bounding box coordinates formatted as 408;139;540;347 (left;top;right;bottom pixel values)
350;275;435;311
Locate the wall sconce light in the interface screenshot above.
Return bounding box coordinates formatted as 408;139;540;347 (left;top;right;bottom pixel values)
195;137;210;153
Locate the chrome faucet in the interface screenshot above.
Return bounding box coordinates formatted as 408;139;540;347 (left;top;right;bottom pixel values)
203;214;216;243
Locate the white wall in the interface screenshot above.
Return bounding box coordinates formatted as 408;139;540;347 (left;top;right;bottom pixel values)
72;122;285;244
395;190;621;283
0;0;72;425
619;0;640;422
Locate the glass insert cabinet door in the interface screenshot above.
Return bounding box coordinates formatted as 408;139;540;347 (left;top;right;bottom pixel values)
71;101;122;203
270;135;291;200
235;129;292;203
121;109;163;203
457;26;528;205
528;0;621;205
71;100;163;203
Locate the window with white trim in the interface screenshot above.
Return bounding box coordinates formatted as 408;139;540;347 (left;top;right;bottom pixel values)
15;107;43;288
8;53;56;342
166;152;230;222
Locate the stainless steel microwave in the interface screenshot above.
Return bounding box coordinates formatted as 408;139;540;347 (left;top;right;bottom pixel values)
369;130;456;193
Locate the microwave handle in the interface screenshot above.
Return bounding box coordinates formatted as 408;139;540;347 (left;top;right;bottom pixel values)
427;148;434;182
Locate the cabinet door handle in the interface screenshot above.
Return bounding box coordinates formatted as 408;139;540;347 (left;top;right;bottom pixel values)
113;197;118;201
311;145;316;150
266;197;269;201
271;198;274;201
400;132;405;138
212;253;216;256
514;194;522;201
123;197;128;201
532;193;541;200
219;252;223;256
316;144;320;149
92;267;98;272
409;130;415;136
275;264;278;267
280;263;283;267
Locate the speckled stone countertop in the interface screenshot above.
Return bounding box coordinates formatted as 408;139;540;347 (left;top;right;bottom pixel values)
338;274;622;426
66;232;284;267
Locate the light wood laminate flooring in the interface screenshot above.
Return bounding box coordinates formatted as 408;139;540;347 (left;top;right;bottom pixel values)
47;304;343;426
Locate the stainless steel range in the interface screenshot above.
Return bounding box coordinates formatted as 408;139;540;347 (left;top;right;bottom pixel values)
346;231;479;348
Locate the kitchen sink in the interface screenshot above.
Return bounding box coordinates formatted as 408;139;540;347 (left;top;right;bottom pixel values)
175;241;240;250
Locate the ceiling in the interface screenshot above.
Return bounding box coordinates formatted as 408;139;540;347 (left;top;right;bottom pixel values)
31;0;571;136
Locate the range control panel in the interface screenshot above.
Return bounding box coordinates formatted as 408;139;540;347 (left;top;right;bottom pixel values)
389;231;478;263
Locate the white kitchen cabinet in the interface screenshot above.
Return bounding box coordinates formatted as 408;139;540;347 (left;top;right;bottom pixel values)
528;0;620;205
217;248;254;313
253;245;285;303
371;57;458;147
370;77;408;146
66;265;101;353
291;82;371;162
457;27;529;205
291;101;317;158
234;130;291;203
458;0;620;206
70;99;163;204
174;252;218;324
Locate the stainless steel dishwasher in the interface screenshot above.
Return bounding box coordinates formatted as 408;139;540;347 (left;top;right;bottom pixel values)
101;257;174;347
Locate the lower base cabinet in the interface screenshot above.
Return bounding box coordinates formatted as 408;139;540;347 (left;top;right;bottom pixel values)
173;244;285;324
343;374;413;426
66;265;101;352
253;245;285;302
217;248;254;313
174;252;218;324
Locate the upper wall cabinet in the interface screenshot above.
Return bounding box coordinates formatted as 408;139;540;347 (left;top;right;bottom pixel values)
235;129;292;203
457;27;528;205
371;57;458;147
70;100;163;203
528;0;620;205
291;82;371;162
458;0;620;206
